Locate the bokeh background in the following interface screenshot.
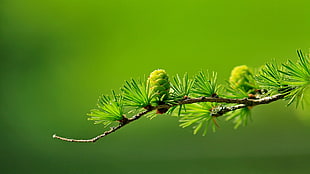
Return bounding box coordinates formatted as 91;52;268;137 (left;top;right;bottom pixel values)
1;0;310;173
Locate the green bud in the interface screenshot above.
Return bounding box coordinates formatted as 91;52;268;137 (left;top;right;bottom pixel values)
229;65;253;92
149;69;170;101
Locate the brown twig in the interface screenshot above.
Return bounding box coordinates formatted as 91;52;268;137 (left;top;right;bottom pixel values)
209;94;285;117
53;94;285;143
157;93;285;109
210;104;247;117
53;109;152;143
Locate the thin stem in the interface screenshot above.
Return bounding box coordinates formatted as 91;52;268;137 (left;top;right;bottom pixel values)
53;94;285;143
53;109;152;143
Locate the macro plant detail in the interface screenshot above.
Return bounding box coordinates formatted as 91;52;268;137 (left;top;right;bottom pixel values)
53;50;310;143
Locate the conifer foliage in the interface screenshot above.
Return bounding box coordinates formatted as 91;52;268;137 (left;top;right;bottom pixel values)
53;50;310;142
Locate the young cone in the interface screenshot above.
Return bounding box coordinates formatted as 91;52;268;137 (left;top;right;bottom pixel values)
148;69;170;114
229;65;254;92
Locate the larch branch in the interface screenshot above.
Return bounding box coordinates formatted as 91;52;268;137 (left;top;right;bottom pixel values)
53;94;285;143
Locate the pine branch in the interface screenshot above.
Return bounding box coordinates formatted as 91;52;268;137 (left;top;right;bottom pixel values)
53;94;284;142
53;50;310;142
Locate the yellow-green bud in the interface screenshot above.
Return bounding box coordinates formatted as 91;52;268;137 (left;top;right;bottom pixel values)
229;65;253;92
149;69;170;101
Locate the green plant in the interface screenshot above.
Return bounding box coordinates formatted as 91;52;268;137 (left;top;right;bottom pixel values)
53;50;310;143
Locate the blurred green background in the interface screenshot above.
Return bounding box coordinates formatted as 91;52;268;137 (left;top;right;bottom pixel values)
1;0;310;173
